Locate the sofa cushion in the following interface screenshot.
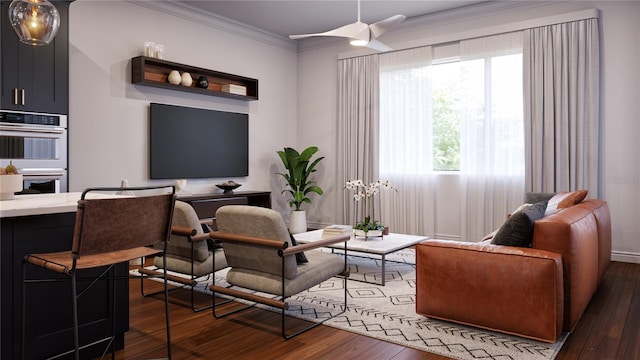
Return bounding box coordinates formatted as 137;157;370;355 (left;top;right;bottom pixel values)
492;200;547;247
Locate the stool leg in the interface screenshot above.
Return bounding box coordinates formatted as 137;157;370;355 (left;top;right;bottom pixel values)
21;261;27;360
163;263;172;359
72;271;80;360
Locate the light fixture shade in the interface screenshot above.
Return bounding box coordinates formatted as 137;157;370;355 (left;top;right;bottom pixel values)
8;0;60;46
350;39;368;47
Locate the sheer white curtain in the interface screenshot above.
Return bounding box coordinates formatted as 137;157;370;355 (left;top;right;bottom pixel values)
459;32;526;242
523;18;600;197
378;47;435;236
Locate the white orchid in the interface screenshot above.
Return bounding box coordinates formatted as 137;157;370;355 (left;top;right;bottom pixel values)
344;179;397;234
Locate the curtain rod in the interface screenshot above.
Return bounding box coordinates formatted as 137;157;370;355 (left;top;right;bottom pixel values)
338;8;599;60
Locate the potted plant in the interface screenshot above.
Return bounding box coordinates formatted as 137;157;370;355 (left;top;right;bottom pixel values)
353;216;385;239
276;146;324;233
345;179;396;239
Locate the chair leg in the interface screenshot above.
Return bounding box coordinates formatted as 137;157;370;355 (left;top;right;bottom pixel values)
282;247;349;339
280;275;348;340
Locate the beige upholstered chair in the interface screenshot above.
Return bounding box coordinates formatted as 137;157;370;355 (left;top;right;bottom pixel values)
210;205;350;339
140;200;227;312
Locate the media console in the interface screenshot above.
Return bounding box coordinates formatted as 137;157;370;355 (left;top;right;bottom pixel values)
177;190;271;228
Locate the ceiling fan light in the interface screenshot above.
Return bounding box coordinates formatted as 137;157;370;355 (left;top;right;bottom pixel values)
8;0;60;46
350;38;368;47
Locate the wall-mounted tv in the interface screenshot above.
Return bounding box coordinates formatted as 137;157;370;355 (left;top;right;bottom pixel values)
149;103;249;179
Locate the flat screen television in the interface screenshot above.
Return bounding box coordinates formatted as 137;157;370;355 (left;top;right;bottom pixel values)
149;103;249;179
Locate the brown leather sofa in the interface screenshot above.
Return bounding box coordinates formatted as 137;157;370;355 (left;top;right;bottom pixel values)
415;198;611;343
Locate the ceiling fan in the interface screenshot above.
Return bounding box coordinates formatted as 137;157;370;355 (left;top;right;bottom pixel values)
289;0;406;52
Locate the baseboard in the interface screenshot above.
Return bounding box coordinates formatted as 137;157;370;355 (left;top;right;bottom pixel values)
611;251;640;264
433;233;461;241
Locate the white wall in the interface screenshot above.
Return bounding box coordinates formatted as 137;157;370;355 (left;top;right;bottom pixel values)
67;0;640;262
295;1;640;262
68;0;297;216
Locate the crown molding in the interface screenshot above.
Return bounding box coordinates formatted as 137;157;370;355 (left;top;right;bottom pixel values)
126;1;587;56
126;0;297;52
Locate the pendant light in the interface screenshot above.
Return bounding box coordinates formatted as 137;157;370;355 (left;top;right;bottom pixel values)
8;0;60;46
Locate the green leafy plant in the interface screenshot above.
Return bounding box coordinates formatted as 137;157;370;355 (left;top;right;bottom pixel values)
353;216;384;232
276;146;324;211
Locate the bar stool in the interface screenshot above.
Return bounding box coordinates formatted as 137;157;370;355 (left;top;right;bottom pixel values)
21;186;176;359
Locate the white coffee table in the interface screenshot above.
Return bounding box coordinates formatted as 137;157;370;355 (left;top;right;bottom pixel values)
293;230;429;285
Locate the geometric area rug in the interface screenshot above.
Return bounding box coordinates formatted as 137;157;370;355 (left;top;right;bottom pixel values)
135;249;568;360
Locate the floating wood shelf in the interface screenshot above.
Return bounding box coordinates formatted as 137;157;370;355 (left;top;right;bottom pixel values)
131;56;258;101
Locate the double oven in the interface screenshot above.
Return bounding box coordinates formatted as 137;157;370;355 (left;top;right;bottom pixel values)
0;110;68;194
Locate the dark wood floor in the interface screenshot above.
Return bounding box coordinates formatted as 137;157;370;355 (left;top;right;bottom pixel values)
117;261;640;359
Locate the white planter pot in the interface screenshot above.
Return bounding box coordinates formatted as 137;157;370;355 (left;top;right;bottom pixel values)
289;210;307;234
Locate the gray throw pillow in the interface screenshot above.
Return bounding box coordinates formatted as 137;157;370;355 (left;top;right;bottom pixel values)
491;200;548;248
525;192;556;204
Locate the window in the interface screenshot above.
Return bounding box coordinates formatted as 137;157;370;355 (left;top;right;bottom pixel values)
379;51;524;175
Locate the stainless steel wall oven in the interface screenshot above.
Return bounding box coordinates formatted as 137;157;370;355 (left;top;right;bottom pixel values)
0;110;68;193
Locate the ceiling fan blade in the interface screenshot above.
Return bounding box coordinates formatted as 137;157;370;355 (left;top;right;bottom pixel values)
368;14;406;40
365;39;394;52
290;22;369;41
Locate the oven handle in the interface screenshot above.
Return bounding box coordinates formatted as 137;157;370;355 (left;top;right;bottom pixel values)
0;125;65;134
20;169;66;177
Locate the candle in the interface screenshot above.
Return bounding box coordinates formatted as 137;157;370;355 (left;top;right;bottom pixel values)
144;41;155;57
155;44;164;59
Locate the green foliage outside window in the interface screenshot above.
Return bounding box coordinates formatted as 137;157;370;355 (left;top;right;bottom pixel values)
432;85;461;171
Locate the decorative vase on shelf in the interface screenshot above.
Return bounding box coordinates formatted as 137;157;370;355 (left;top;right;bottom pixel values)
181;72;192;86
167;70;181;85
196;75;209;89
174;179;187;193
289;210;307;234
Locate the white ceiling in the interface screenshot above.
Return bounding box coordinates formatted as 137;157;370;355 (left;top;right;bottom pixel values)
173;0;490;39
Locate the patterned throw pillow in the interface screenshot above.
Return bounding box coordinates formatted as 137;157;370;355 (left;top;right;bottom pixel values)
546;190;589;215
491;200;548;248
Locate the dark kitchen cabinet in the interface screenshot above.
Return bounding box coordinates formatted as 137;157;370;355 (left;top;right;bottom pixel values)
0;0;70;114
1;213;128;359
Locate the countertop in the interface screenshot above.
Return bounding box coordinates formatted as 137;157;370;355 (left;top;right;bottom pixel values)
0;192;83;218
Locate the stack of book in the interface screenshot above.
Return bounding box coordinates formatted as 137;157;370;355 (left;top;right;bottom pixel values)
221;84;247;96
322;224;353;237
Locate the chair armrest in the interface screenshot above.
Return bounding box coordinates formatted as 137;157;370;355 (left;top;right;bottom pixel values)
281;234;350;256
171;226;196;237
211;231;288;249
199;218;214;227
190;233;210;242
171;226;209;243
